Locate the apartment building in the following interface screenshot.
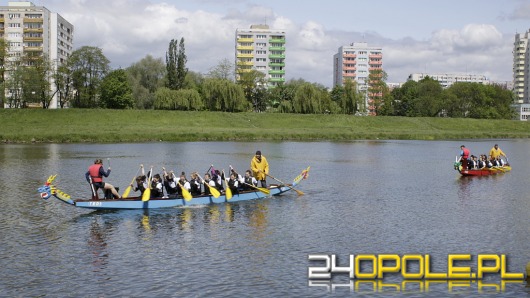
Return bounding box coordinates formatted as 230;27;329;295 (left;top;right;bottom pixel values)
0;1;73;108
513;30;529;104
235;24;286;87
333;42;383;115
407;73;490;88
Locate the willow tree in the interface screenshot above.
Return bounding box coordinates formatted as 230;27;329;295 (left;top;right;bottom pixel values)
202;78;248;112
292;82;331;114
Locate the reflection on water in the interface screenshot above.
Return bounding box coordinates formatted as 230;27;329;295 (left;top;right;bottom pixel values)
1;141;529;297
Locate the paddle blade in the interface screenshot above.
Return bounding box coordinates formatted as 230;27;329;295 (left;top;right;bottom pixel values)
209;185;221;198
122;185;132;199
293;188;304;196
258;187;270;195
142;189;151;201
182;188;192;201
225;185;233;200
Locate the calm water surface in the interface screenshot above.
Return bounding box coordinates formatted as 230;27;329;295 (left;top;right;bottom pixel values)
0;140;529;297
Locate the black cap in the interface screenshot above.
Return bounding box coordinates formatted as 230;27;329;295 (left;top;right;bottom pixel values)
256;150;261;155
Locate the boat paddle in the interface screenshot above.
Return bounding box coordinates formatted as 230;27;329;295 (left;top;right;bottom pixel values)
172;172;192;201
196;173;220;198
242;182;270;195
122;165;142;199
222;170;232;200
265;172;304;195
88;176;97;200
141;166;153;201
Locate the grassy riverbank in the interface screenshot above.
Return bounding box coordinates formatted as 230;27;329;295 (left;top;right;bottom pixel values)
1;109;530;143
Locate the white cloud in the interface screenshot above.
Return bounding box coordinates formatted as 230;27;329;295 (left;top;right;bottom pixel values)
49;1;515;86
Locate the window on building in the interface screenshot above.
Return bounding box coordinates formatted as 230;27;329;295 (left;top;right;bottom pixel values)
256;34;266;39
256;50;266;55
9;23;21;28
8;13;21;19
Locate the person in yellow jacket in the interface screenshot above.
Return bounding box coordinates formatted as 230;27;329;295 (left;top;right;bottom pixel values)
250;150;269;188
489;144;507;160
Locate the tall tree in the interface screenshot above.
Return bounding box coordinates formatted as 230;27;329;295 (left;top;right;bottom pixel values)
368;69;389;115
67;46;110;108
165;39;178;90
176;38;188;90
0;39;9;108
99;69;134;109
165;37;188;90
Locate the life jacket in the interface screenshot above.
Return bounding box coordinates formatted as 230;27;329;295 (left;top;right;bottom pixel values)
190;179;201;195
461;148;470;159
89;164;103;183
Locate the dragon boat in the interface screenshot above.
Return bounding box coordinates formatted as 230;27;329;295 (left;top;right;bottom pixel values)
38;167;310;210
453;160;511;176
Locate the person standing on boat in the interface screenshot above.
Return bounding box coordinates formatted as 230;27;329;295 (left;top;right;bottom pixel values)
459;145;470;170
489;144;507;161
85;158;121;199
251;150;269;188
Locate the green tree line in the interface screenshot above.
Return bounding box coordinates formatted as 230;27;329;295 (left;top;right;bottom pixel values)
0;38;516;119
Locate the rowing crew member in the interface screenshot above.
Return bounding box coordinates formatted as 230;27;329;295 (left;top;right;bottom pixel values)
85;158;120;199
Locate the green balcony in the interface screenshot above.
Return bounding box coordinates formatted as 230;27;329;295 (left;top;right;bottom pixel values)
269;77;285;83
269;62;285;67
269;46;285;51
269;54;285;59
268;70;285;75
269;38;285;43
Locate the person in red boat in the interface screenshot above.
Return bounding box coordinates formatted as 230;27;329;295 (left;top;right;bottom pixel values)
459;145;470;170
85;158;121;199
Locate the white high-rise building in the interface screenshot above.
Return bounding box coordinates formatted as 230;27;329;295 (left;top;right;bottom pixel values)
235;24;286;87
0;1;74;108
513;30;529;104
333;42;383;115
407;73;490;88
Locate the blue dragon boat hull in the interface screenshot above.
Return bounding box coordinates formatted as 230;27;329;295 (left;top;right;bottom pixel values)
38;167;309;210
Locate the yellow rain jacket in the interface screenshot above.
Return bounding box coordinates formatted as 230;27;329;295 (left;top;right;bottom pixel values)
251;155;269;180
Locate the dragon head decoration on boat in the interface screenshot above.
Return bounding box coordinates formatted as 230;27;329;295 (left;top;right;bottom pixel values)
38;175;57;200
38;175;73;202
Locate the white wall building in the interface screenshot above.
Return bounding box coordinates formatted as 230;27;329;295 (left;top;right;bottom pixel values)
333;42;383;115
513;30;529;104
407;73;490;88
235;24;286;87
0;1;73;108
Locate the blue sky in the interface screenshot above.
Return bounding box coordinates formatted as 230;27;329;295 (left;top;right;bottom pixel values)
39;0;530;86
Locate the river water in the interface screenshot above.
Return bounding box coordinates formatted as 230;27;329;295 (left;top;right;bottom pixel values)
0;140;529;297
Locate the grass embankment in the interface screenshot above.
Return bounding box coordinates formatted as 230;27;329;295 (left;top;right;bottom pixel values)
1;109;530;143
